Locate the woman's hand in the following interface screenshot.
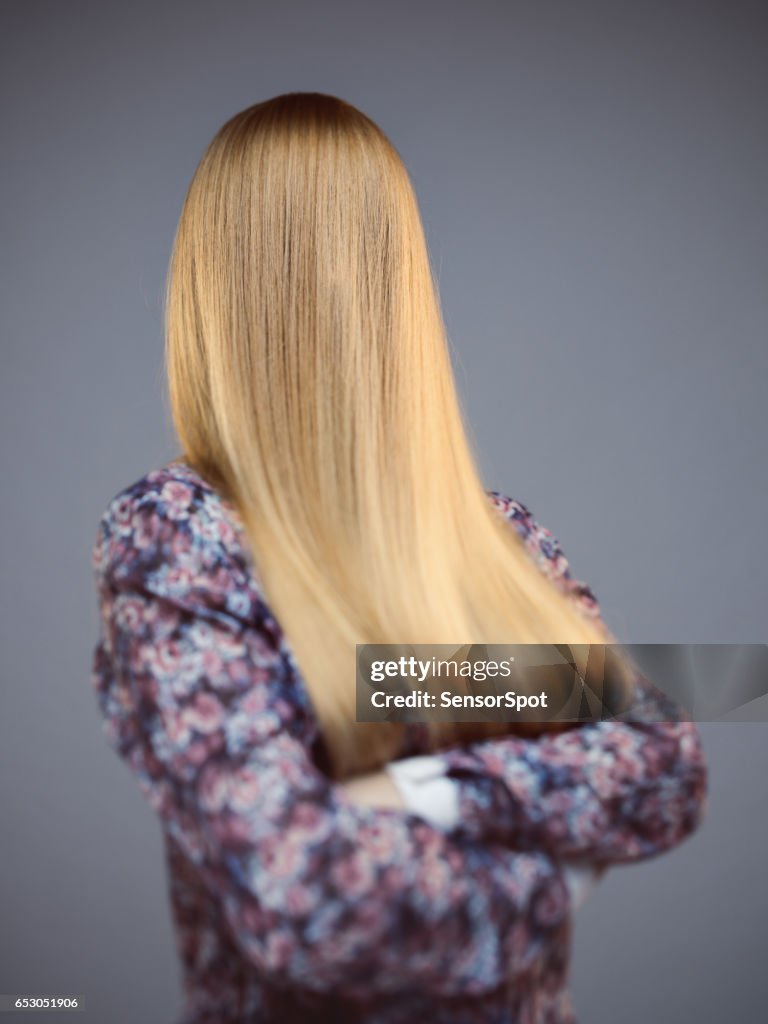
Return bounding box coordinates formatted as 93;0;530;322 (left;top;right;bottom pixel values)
339;769;407;809
340;756;462;829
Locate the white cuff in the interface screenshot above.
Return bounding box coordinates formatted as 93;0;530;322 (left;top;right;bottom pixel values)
562;861;601;911
385;755;461;830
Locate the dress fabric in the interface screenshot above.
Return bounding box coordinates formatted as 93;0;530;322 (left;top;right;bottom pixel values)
90;459;707;1023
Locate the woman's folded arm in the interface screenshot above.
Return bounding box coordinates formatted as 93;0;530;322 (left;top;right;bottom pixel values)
90;486;574;1000
434;496;708;864
437;695;707;863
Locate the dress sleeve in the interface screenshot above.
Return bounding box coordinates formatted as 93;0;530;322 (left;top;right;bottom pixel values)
90;481;573;999
435;495;708;865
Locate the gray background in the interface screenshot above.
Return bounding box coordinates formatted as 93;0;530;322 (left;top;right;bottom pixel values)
1;1;766;1021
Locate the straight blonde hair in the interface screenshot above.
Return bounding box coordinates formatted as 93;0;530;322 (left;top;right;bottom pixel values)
165;92;632;778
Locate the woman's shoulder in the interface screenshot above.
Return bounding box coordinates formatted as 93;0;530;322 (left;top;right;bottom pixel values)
94;459;243;548
91;458;260;617
487;489;565;565
487;490;601;614
95;457;237;527
486;490;536;533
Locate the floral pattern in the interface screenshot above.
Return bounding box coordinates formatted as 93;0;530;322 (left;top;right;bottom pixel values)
90;460;707;1023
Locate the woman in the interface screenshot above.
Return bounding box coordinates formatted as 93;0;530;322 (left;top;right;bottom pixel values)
91;92;707;1023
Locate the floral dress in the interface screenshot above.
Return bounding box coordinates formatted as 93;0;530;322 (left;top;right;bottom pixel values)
90;459;707;1023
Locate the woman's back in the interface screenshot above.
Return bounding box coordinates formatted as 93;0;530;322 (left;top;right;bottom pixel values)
91;458;705;1023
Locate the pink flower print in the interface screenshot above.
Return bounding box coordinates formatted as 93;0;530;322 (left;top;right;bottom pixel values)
150;599;176;630
532;879;568;928
228;766;263;812
214;813;257;845
134;510;164;551
111;493;138;535
588;757;627;798
285;882;319;916
242;687;269;717
259;834;307;882
224;658;253;689
201;647;225;680
238;902;270;944
198;764;236;813
288;801;331;845
135;671;160;705
170;529;193;558
279;751;313;788
211;564;234;592
569;805;602;844
214;630;248;657
161;481;194;520
186;736;215;766
330;851;375;897
152;637;184;676
216;516;238;548
354;822;397;861
114;596;146;634
165;704;193;750
164;563;195;593
417;854;452;902
542;736;589;767
263;931;295;971
198;516;222;547
184;692;224;734
225;589;254;620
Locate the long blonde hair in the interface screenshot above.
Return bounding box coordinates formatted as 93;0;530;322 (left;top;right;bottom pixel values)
165;92;631;777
